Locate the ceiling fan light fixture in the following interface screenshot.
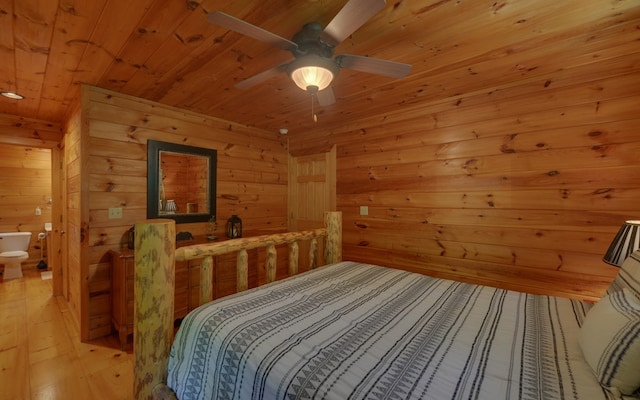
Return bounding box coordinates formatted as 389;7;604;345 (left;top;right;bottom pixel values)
1;91;24;100
288;55;338;92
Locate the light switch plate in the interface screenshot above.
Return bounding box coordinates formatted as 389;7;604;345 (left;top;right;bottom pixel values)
108;207;123;219
359;206;369;216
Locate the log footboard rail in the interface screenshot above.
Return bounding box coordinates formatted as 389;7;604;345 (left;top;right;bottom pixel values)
133;211;342;399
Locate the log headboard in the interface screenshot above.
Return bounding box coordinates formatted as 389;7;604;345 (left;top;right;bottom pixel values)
133;211;342;399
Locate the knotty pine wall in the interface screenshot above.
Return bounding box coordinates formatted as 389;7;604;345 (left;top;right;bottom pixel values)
0;143;52;270
74;85;288;340
288;59;638;302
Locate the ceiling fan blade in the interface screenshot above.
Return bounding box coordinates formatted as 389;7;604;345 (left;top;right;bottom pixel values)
336;54;411;78
208;11;298;51
322;0;386;46
316;87;336;106
235;64;289;90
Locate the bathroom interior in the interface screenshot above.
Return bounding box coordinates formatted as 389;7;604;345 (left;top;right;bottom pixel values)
0;143;53;283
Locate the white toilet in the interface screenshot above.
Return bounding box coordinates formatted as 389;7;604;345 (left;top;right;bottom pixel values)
0;232;32;280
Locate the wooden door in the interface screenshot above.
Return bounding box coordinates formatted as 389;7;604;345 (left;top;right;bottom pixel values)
288;146;336;271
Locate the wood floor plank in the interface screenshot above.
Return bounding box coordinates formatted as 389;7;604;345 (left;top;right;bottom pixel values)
0;346;30;400
0;271;134;400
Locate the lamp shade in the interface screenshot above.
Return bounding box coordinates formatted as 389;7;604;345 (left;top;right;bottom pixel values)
603;220;640;267
290;66;334;91
287;55;338;92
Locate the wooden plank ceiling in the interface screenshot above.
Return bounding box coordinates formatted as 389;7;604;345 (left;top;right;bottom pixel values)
0;0;637;134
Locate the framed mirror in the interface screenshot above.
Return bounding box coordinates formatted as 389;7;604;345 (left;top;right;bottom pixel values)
147;139;217;223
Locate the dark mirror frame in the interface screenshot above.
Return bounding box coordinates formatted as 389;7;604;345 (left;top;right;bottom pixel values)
147;139;217;224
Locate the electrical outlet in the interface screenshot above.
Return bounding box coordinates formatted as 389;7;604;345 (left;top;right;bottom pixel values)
108;207;123;219
359;206;369;216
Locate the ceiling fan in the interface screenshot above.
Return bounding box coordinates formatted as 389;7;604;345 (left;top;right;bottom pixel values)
207;0;411;108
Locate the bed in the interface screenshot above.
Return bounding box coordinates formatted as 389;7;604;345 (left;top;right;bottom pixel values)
133;212;640;400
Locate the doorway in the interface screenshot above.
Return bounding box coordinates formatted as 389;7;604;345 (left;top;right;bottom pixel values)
0;144;58;287
288;146;336;271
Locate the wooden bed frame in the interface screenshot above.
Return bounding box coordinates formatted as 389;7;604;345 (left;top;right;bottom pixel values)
132;211;342;399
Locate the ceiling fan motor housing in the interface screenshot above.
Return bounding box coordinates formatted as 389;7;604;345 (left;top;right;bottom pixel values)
291;22;335;59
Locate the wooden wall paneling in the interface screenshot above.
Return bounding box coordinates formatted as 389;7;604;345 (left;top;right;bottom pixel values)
88;192;147;214
0;114;62;148
289;43;640;157
338;146;629;184
88;136;146;160
343;245;615;302
81;85;288;340
341;222;612;270
289;41;639;300
340;205;630;233
341;211;614;252
87;155;147;177
88;226;136;248
87;86;283;142
337;164;640;197
340;186;640;216
87;173;148;194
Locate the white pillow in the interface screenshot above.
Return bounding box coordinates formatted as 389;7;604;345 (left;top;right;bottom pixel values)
607;250;640;298
579;288;640;395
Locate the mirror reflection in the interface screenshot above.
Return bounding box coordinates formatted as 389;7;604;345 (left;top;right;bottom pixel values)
159;151;209;216
147;139;217;224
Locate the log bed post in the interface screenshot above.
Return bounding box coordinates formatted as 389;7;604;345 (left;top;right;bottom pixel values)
309;237;318;269
237;248;249;292
265;244;277;283
288;242;299;275
199;255;214;304
325;211;342;264
133;219;176;400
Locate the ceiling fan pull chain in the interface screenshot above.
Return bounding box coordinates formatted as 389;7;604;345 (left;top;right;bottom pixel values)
312;94;318;123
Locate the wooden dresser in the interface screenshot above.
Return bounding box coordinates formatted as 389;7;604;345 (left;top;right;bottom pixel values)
110;237;258;349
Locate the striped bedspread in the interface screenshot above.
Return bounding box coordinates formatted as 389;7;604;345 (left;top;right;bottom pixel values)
167;261;615;400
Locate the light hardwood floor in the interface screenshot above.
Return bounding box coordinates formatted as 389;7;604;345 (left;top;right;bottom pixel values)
0;270;134;400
